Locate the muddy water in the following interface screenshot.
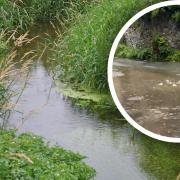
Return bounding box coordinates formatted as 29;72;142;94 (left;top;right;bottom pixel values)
5;23;173;180
113;59;180;137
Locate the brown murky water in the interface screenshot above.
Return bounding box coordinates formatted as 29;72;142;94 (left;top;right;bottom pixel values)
113;59;180;137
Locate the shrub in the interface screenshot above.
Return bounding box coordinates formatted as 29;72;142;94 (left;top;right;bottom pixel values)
167;50;180;61
152;35;172;61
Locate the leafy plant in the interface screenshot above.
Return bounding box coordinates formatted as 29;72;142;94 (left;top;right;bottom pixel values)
116;44;152;60
167;50;180;61
152;35;172;61
172;11;180;22
0;130;96;179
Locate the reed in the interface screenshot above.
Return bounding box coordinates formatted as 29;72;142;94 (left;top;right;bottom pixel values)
54;0;161;91
0;0;92;31
0;30;36;128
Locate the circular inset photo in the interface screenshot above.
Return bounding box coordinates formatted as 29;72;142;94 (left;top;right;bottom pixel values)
108;1;180;143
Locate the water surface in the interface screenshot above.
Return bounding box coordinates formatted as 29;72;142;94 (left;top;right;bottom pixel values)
3;23;176;180
113;59;180;137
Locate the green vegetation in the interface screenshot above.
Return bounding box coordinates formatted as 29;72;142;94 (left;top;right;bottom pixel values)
115;7;180;62
54;0;161;91
116;36;180;61
0;1;180;180
152;35;172;61
57;84;119;118
0;0;92;31
0;1;97;178
116;44;151;60
115;35;180;61
150;6;180;22
139;135;180;180
0;130;96;179
167;50;180;61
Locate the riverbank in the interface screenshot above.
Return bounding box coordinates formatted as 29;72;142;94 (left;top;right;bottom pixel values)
0;1;97;178
0;130;95;179
53;0;161;91
115;7;180;62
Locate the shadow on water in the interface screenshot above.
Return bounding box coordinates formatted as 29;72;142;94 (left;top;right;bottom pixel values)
5;23;180;180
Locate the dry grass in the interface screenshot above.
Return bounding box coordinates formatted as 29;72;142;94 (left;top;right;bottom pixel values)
0;30;37;127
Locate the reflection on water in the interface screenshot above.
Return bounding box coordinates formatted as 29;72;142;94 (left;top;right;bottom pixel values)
113;59;180;137
8;60;149;180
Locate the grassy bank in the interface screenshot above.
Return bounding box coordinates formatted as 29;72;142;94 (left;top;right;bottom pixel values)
116;43;180;62
0;130;95;179
54;0;161;91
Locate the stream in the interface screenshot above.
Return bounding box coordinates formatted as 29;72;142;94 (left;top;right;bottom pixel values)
2;23;176;180
113;59;180;138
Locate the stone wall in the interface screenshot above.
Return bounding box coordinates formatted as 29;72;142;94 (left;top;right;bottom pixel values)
124;13;180;49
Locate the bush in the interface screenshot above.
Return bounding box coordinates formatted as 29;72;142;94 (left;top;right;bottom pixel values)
152;35;172;61
0;0;92;31
0;130;96;179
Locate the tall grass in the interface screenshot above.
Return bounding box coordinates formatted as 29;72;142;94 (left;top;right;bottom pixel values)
0;0;92;31
0;30;35;128
0;0;94;124
54;0;161;91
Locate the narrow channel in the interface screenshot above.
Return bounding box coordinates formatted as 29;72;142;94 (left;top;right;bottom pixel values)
7;23;161;180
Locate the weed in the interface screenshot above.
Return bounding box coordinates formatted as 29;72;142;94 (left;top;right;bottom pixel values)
0;0;92;31
115;44;152;60
0;130;96;179
54;0;161;91
152;35;172;61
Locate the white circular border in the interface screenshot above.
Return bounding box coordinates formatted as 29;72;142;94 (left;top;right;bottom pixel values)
108;0;180;143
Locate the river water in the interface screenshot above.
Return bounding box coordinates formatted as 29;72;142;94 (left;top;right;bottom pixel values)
3;23;178;180
113;59;180;138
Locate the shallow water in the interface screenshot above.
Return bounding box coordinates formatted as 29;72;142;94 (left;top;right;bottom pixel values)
113;59;180;137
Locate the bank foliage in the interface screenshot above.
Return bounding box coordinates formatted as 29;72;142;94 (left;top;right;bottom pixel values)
116;7;180;62
54;0;161;91
0;130;96;179
0;0;92;31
